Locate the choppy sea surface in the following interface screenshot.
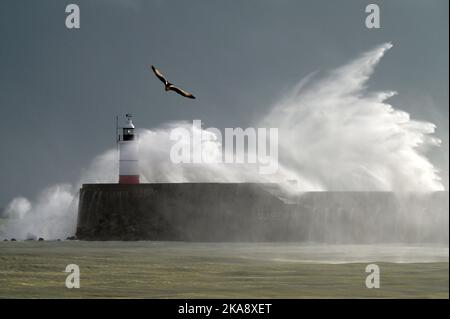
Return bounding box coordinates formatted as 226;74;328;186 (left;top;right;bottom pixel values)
1;241;448;263
92;242;450;264
0;241;448;298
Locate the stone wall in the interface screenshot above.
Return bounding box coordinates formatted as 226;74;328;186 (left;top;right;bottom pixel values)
76;183;449;243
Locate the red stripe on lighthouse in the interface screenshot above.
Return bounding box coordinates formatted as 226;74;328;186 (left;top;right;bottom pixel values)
119;175;140;184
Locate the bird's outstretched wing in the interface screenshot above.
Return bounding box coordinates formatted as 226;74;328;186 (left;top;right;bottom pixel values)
151;65;168;85
168;85;196;99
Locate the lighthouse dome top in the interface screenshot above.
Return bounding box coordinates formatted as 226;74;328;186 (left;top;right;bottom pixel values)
124;119;135;129
124;113;135;129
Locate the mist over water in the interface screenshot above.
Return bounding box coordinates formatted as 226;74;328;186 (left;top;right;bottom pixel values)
0;43;447;240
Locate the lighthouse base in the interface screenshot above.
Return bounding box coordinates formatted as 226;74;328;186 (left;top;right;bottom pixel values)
119;175;140;184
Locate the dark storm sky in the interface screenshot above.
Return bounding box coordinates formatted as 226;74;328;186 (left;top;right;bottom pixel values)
0;0;448;204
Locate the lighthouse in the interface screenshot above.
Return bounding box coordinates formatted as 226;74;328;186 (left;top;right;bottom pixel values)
118;114;140;184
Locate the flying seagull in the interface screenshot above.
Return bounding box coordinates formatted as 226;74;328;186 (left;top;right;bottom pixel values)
151;65;196;99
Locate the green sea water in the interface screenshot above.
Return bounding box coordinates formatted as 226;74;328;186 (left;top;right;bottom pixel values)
0;241;448;298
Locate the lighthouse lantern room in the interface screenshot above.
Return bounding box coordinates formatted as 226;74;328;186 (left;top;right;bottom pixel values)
117;114;140;184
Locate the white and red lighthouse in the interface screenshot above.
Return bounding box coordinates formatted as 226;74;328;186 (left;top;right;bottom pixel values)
118;114;140;184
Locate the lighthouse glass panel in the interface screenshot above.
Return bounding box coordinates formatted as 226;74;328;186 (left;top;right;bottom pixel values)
123;128;135;141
